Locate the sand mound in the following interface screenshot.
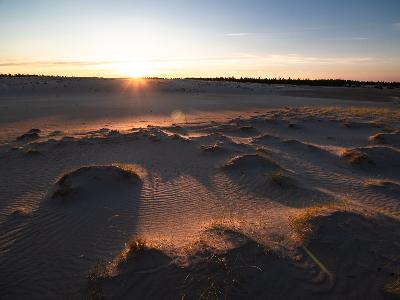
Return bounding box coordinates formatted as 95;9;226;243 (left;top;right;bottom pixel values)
266;170;334;207
223;153;280;172
16;129;41;142
131;127;169;142
369;132;400;147
342;146;400;180
342;145;400;166
202;123;260;137
223;154;332;207
342;149;374;166
200;143;225;153
367;180;400;201
252;133;280;144
282;139;320;151
91;213;400;300
305;211;400;299
88;227;317;299
51;165;141;201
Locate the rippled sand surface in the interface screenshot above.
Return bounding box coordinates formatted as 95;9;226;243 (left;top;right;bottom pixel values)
0;78;399;299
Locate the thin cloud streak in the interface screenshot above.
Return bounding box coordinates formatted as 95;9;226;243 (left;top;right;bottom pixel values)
224;33;252;37
0;54;378;70
0;60;115;67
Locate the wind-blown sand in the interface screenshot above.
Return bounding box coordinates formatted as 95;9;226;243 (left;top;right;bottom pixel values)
0;78;399;299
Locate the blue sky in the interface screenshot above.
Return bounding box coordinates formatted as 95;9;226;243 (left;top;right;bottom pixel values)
1;0;399;80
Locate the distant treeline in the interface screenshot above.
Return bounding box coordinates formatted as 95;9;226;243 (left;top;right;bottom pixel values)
186;77;400;89
0;73;70;78
2;73;399;88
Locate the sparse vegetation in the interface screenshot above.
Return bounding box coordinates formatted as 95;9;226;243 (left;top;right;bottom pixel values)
342;149;373;166
289;200;349;243
115;237;148;264
11;207;32;217
201;143;222;152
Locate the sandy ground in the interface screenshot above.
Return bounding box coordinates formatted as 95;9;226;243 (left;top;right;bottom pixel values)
0;78;399;299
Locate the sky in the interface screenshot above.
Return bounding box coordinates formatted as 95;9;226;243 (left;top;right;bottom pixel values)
1;0;400;80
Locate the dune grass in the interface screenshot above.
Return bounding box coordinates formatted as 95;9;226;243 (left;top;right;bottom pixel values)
342;149;372;166
289;199;349;243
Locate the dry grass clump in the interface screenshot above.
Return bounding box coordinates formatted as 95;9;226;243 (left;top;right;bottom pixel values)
111;164;141;181
115;237;148;265
11;207;32;217
288;200;349;243
342;149;372;166
384;274;400;297
87;237;152;299
201;143;222;152
16;128;41;141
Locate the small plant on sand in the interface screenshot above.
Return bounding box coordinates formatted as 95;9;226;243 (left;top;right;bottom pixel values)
112;164;141;181
201;143;222;152
288;200;349;243
342;149;372;166
11;207;32;217
116;238;148;264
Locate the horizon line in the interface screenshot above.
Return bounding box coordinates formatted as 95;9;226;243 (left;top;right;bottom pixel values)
1;73;400;85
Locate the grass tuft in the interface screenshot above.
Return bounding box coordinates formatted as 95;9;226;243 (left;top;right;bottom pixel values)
289;200;349;243
342;149;372;166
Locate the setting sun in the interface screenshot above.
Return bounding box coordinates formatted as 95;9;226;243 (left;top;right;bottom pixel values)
115;60;152;78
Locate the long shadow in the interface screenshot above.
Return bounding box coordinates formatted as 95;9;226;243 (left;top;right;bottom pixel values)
0;165;143;299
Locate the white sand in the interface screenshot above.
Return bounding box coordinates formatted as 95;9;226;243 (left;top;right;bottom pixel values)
0;77;399;299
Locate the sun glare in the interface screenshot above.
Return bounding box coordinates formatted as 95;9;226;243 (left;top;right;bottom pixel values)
117;60;151;78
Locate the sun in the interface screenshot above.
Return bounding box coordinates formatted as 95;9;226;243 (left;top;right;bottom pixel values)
117;60;151;78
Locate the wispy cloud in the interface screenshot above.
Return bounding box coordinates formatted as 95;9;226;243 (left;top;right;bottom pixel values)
0;60;114;67
224;33;252;37
0;54;379;75
322;37;368;41
151;54;377;66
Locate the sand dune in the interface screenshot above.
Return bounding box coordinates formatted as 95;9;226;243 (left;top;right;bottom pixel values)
0;78;399;299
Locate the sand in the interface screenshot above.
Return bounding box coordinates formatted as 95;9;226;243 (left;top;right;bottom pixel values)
0;77;399;299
